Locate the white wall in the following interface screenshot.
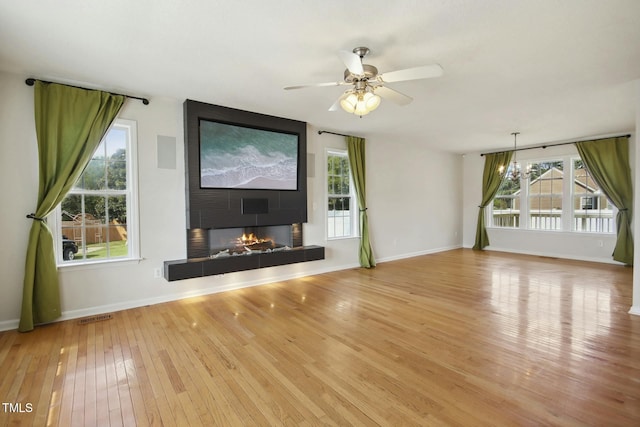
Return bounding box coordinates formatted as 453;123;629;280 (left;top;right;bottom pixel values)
0;70;463;330
366;136;463;261
0;72;38;328
462;138;629;264
631;81;640;315
305;128;463;265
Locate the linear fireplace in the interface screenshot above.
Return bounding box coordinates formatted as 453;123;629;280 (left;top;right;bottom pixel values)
209;225;295;257
185;223;302;259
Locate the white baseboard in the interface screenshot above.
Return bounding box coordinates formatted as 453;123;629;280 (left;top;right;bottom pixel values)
629;306;640;316
0;319;19;332
376;244;462;263
0;260;362;332
484;246;623;265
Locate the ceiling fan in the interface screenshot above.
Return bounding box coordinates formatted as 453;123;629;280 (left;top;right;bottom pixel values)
284;46;443;116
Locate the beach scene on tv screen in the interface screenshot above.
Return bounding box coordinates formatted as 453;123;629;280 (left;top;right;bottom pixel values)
199;120;298;190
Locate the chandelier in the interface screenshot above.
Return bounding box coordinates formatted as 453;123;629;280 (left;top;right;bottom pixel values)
499;132;531;181
339;81;381;116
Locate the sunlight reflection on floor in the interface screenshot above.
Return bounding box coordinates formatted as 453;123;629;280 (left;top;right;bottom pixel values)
490;268;611;360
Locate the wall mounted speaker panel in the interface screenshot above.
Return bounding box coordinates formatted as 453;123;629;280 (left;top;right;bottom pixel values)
242;198;269;214
157;135;177;169
307;153;315;177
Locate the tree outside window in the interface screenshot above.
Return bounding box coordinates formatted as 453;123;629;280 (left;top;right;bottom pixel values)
327;150;357;239
492;164;520;228
57;121;138;262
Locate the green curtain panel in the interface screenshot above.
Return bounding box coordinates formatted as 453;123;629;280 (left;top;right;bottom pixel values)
347;136;376;268
19;82;124;332
575;136;633;265
473;151;513;250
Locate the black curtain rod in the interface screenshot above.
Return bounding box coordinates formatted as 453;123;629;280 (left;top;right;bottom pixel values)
25;78;150;105
318;130;351;137
480;134;631;156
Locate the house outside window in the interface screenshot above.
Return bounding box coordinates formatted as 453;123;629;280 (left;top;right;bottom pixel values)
572;159;613;232
528;160;564;230
327;149;358;239
490;156;615;233
51;119;139;264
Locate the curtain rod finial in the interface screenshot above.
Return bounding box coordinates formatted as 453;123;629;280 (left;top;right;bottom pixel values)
25;78;35;86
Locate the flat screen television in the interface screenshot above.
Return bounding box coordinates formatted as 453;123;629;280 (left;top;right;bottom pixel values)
199;119;299;191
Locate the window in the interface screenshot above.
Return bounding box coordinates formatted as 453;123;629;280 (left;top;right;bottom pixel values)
572;159;614;232
492;164;521;228
52;119;139;264
490;156;615;234
528;160;564;230
327;149;358;239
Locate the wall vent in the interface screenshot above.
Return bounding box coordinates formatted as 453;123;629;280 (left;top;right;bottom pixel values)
78;313;113;325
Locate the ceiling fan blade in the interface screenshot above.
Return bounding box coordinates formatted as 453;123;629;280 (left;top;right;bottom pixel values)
284;81;347;90
329;91;350;111
328;97;342;112
378;64;443;83
375;86;413;106
338;50;364;75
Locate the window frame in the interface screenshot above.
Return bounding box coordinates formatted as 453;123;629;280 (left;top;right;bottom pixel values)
325;148;359;240
489;154;616;235
49;118;140;266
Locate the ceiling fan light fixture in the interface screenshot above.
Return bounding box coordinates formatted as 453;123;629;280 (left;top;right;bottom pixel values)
340;89;380;116
285;46;444;115
364;90;381;111
353;96;371;116
340;92;358;113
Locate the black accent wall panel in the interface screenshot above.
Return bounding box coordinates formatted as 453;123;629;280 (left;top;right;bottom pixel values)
184;100;308;230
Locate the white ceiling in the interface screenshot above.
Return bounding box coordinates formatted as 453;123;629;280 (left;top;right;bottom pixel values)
1;0;639;153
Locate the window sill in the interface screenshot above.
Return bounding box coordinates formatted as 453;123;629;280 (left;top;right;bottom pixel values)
486;227;615;236
327;235;361;242
57;257;143;271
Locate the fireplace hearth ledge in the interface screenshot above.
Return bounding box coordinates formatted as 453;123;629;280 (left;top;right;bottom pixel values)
163;245;324;281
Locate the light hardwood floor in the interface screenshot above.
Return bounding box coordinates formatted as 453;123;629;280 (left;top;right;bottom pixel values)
1;249;639;426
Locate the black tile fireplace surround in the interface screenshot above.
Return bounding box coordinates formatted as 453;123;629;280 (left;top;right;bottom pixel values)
164;244;325;281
